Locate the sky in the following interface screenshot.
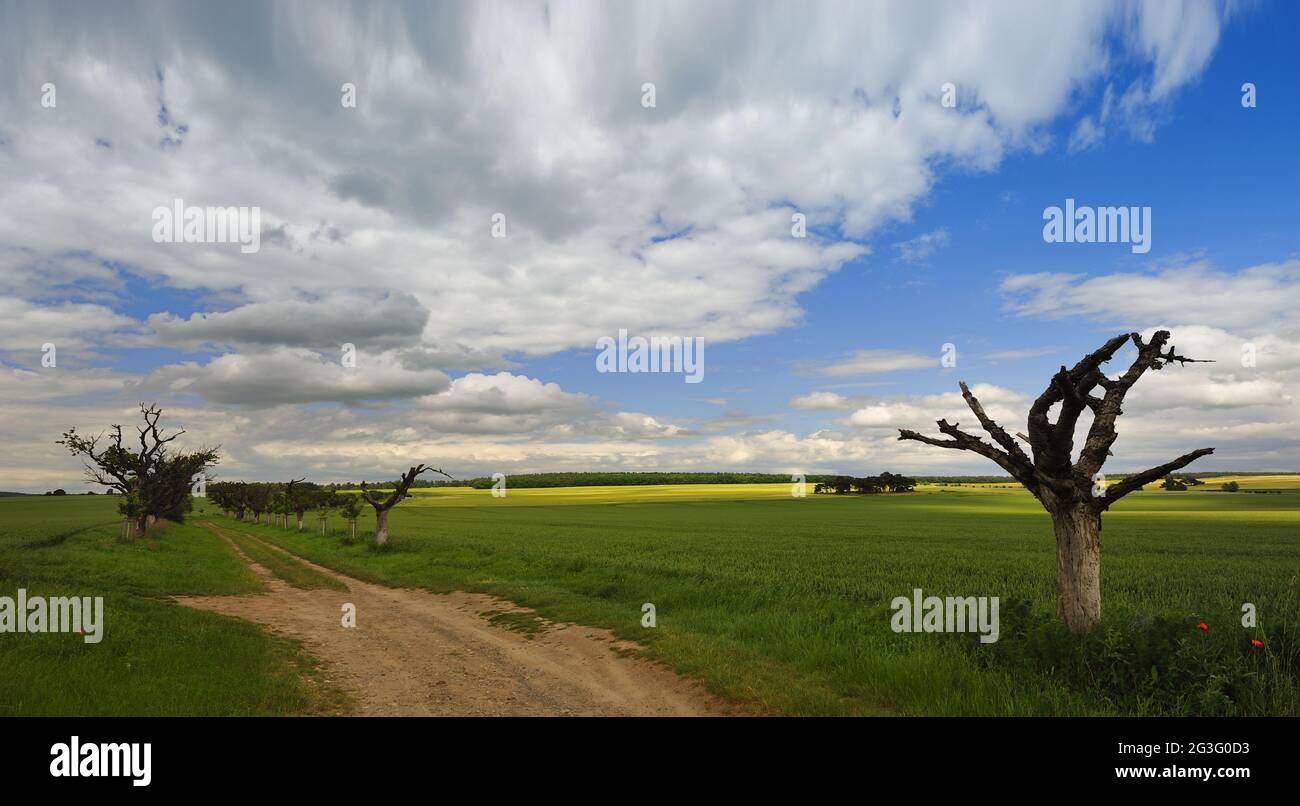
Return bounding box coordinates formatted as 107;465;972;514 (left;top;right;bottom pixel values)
1;0;1298;491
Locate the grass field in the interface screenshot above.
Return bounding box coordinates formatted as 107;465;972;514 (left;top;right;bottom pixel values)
3;481;1297;715
224;481;1299;715
0;496;347;716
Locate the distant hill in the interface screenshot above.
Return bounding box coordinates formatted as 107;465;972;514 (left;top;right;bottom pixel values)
0;491;30;496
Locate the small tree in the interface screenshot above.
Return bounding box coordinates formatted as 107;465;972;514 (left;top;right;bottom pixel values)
360;464;451;547
899;331;1213;633
337;494;364;542
1222;480;1240;492
316;490;341;534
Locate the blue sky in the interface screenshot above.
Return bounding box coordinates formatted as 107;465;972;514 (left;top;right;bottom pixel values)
2;1;1298;490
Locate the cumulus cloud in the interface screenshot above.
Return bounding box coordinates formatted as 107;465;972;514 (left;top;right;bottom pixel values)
149;293;430;351
0;297;144;361
0;0;1232;360
138;348;451;407
0;0;1256;489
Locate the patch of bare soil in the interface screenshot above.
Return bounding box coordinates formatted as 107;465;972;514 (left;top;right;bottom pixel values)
177;524;731;716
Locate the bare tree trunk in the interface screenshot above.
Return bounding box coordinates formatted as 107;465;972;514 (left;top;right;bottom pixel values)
135;515;148;537
349;519;357;541
319;517;326;534
374;508;390;547
1052;505;1101;633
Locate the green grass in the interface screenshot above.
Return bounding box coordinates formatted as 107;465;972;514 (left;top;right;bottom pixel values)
204;521;348;591
227;481;1300;716
6;484;1297;715
0;496;348;715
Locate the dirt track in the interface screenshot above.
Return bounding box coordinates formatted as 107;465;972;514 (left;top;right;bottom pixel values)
176;523;729;716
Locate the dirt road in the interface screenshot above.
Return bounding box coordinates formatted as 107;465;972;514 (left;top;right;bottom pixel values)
177;523;729;716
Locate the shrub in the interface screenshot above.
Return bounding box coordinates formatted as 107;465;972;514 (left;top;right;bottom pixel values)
960;599;1298;715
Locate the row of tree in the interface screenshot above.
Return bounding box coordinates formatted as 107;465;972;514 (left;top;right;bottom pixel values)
207;464;448;545
206;480;361;533
59;404;445;546
813;472;917;495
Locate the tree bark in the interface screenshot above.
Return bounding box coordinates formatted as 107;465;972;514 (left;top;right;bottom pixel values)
374;509;390;547
1052;505;1101;633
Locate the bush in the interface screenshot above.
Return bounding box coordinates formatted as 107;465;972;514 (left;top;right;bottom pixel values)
960;599;1298;715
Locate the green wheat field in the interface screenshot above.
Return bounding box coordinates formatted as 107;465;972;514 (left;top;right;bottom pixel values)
2;475;1297;716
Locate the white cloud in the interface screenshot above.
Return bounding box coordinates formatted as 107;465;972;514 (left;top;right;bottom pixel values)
789;391;853;410
892;228;949;262
809;349;937;376
1067;116;1105;152
1000;261;1300;333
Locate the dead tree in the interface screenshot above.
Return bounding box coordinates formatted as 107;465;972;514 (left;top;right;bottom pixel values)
359;464;451;546
899;331;1213;633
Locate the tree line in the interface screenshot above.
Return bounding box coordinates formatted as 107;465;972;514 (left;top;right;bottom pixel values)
813;472;918;494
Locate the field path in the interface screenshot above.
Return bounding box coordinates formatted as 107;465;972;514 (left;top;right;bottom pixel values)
177;522;729;716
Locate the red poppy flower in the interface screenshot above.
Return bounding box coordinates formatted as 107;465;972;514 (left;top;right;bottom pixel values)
1251;639;1263;648
1196;622;1208;631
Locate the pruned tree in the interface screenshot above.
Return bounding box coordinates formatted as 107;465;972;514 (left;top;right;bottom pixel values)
359;464;451;547
58;403;219;537
899;331;1214;633
285;477;318;531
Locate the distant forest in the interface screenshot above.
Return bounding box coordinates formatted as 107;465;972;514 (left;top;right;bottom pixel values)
328;470;1291;491
340;472;996;490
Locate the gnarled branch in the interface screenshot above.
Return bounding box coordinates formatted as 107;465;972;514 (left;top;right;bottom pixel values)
360;464;452;512
958;381;1032;469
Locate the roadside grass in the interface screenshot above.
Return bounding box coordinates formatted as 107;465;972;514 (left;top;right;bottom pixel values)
0;496;349;716
231;481;1300;716
482;609;549;638
203;521;348;591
